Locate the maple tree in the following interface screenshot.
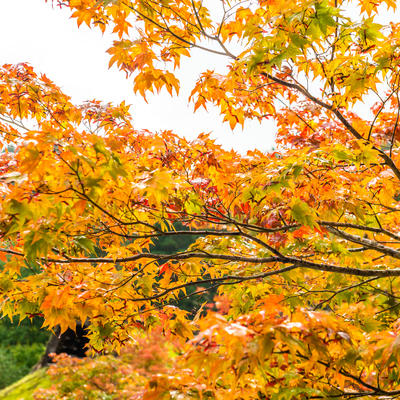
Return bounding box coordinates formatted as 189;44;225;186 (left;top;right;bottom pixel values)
1;0;400;397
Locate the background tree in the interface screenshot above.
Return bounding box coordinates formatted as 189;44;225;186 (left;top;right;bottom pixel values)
0;0;400;397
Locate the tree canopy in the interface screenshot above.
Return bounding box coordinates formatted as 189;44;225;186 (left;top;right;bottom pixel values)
2;0;400;397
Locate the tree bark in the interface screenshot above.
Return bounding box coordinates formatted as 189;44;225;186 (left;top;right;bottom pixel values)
34;321;89;369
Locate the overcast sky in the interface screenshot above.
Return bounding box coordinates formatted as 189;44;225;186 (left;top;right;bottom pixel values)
0;0;275;153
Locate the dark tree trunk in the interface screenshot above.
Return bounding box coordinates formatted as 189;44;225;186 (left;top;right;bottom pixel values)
34;321;89;369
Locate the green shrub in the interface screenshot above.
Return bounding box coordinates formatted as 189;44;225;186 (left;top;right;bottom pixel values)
0;343;45;389
0;316;49;389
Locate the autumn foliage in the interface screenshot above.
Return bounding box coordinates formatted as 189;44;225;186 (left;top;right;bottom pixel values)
34;327;178;399
1;0;400;397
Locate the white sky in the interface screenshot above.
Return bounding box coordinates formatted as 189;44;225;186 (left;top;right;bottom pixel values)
0;0;276;153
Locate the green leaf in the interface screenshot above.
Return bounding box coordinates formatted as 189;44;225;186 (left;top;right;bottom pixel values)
375;55;391;71
6;200;32;220
97;322;115;339
247;48;266;74
315;1;338;34
291;199;316;227
74;237;95;254
185;193;203;214
360;18;384;42
289;33;308;49
93;141;109;158
333;149;353;161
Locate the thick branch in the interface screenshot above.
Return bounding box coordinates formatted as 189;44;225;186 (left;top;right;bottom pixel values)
3;247;400;277
326;226;400;259
0;247;280;265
